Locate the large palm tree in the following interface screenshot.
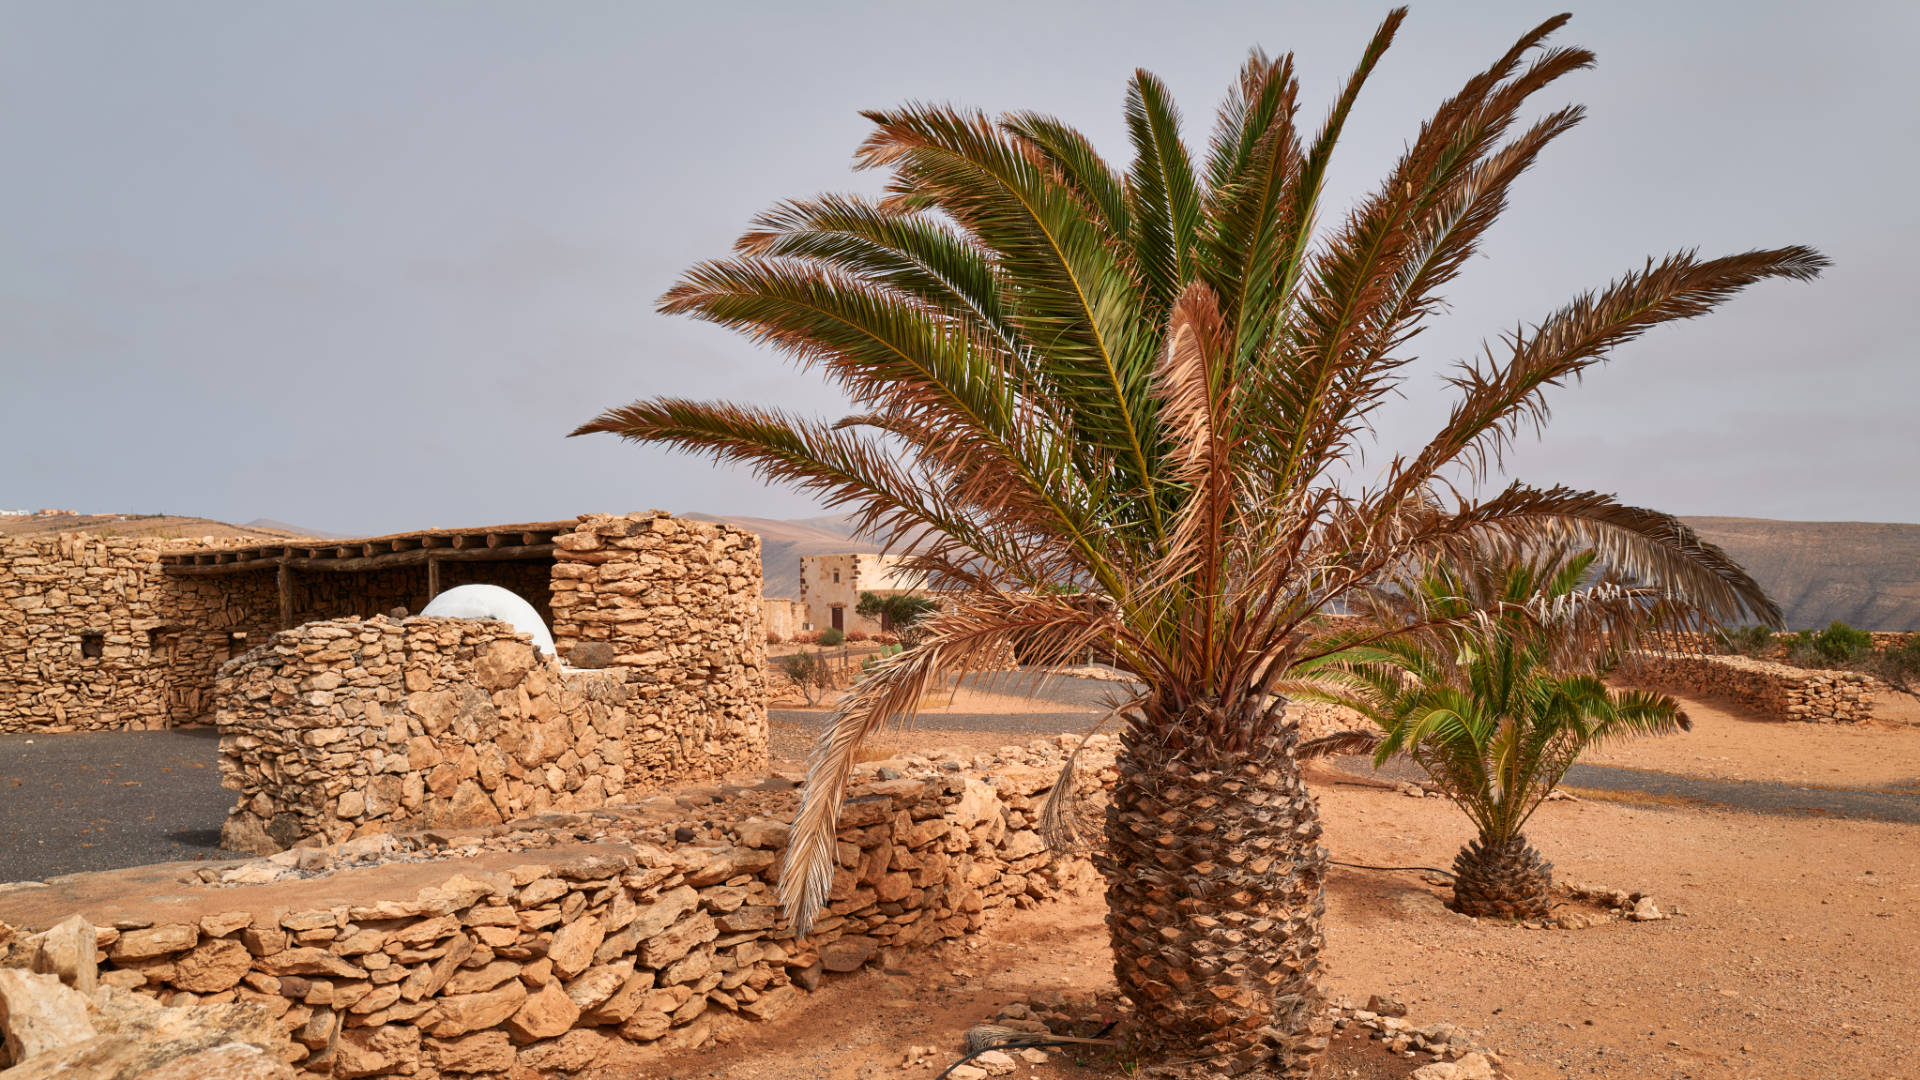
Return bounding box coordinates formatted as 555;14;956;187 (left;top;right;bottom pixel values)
1333;549;1692;919
574;11;1817;1074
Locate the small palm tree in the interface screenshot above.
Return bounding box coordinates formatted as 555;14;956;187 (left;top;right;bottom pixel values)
575;12;1814;1073
1334;550;1690;918
855;590;939;641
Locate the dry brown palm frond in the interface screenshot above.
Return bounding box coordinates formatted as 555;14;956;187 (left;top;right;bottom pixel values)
1298;729;1382;761
780;592;1118;934
1036;694;1142;855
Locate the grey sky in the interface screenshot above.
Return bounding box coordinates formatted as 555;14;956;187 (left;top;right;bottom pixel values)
2;1;1914;535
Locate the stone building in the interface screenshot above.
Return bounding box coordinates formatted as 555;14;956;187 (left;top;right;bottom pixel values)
797;553;924;636
0;512;764;735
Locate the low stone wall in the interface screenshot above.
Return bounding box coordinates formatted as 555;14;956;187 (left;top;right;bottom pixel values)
218;616;769;854
1621;651;1876;723
0;737;1114;1078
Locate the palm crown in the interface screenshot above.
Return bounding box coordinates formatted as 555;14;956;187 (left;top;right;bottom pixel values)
576;9;1822;1071
1330;548;1692;915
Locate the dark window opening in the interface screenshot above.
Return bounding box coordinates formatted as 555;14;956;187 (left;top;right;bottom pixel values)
833;571;841;583
80;631;104;659
226;631;249;660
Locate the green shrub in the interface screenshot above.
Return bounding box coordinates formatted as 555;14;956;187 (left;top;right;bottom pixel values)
1711;624;1774;657
818;627;846;647
1788;621;1874;667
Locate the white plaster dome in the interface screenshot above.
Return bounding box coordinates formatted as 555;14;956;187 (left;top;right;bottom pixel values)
419;584;555;655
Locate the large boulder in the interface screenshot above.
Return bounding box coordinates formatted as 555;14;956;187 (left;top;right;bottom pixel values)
0;967;295;1079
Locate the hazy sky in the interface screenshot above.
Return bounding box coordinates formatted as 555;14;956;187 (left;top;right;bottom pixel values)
3;1;1914;535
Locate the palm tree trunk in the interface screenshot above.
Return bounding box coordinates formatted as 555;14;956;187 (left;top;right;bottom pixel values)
1098;712;1327;1076
1450;832;1553;919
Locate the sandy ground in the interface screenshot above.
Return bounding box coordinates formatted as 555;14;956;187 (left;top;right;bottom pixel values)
1582;691;1920;787
676;693;1920;1080
616;757;1920;1080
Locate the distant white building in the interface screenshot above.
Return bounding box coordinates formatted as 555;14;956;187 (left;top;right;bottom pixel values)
799;553;925;635
0;509;28;517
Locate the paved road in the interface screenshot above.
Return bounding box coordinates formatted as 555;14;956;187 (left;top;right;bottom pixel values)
6;679;1916;884
0;728;232;882
1328;754;1920;826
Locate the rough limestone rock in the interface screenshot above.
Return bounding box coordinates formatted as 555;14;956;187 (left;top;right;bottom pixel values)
1412;1052;1498;1080
26;914;97;996
0;977;293;1080
567;641;617;669
0;969;96;1065
4;733;1124;1079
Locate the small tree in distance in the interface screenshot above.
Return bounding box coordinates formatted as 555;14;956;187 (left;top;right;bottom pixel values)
777;649;833;707
855;591;939;644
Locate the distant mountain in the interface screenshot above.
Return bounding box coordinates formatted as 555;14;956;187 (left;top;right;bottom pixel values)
1684;517;1920;632
686;513;878;599
0;513;321;542
704;511;1920;629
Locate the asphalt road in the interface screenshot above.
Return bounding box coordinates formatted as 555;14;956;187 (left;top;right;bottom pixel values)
0;728;232;882
4;684;1916;885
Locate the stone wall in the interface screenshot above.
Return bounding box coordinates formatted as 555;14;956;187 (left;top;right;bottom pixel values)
0;533;280;732
1;512;754;735
218;615;767;853
547;512;765;744
290;563;556;633
1620;651;1877;722
760;598;806;641
0;737;1114;1078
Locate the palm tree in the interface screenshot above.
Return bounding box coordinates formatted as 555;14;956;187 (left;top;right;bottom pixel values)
1331;549;1692;919
574;11;1816;1073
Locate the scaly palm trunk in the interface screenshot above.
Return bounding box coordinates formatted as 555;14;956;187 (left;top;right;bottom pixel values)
1098;712;1327;1076
1450;832;1553;919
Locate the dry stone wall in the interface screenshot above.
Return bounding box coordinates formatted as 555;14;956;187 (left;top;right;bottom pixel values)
0;511;755;735
548;511;765;750
218;615;767;854
0;533;280;732
1621;651;1876;722
0;737;1115;1079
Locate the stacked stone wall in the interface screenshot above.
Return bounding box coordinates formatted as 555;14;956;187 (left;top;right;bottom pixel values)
0;534;280;732
0;738;1113;1078
1621;651;1876;722
218;615;766;853
547;512;765;756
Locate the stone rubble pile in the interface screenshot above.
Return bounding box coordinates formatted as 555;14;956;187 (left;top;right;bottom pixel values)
1328;994;1502;1077
5;736;1117;1078
1622;651;1876;723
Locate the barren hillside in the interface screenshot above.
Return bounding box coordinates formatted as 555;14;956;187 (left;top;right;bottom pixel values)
688;513;876;598
0;513;318;542
1684;516;1920;631
717;512;1920;630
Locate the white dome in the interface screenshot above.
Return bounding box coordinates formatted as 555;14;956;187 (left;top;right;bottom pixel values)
420;584;555;655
